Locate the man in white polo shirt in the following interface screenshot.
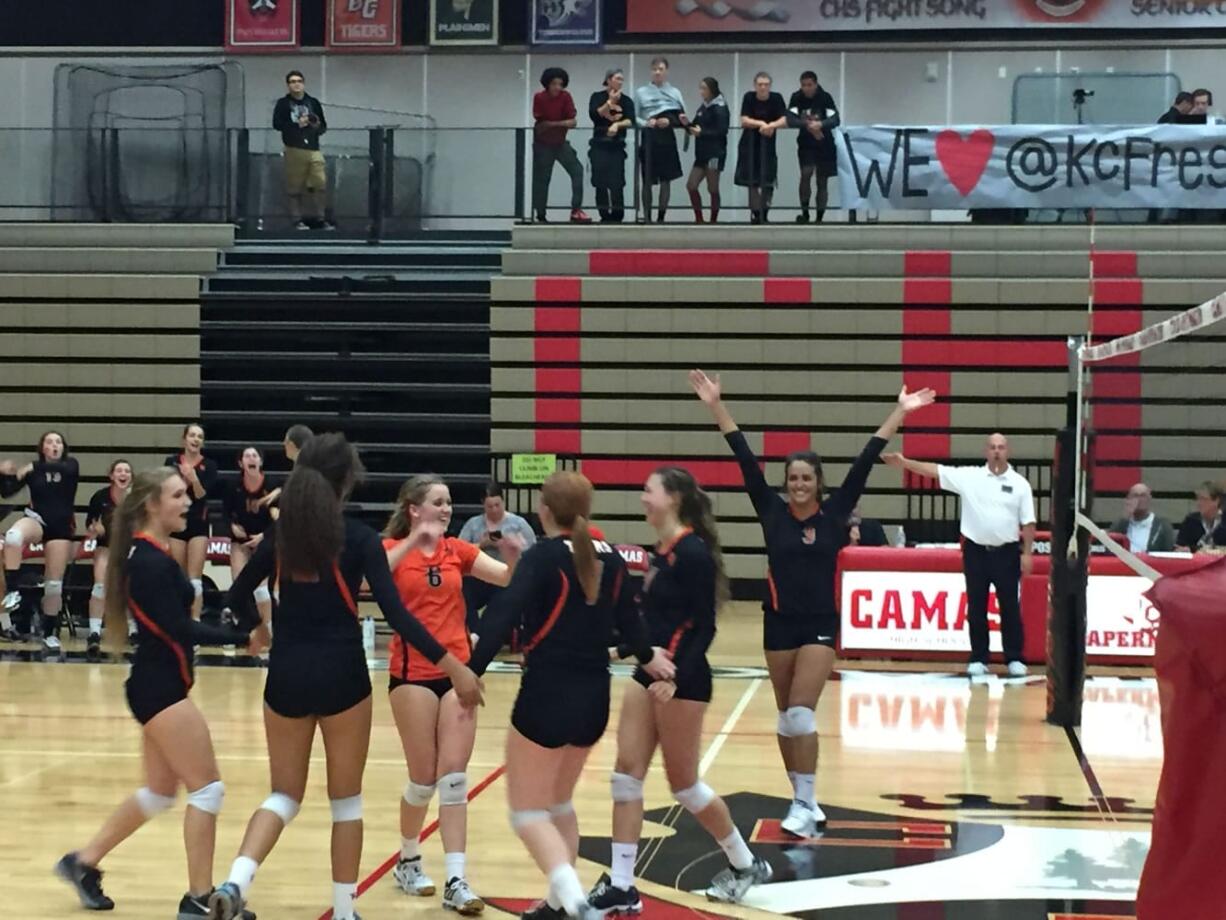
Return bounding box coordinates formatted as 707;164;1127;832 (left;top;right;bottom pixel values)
884;433;1036;677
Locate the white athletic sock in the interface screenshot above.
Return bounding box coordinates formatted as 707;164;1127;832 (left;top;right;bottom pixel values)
0;611;11;630
332;880;357;920
89;617;102;634
610;842;637;890
548;864;586;916
227;856;259;897
546;890;563;910
718;829;754;870
400;836;420;861
794;773;816;806
127;615;137;636
787;770;798;797
444;851;465;883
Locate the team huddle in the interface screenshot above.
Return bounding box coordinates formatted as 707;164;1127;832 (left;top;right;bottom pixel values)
29;372;934;920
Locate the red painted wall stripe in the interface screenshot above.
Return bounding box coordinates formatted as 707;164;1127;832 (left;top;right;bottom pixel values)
534;305;581;332
534;337;581;363
589;250;769;276
1090;254;1143;493
583;458;751;488
534;398;581;424
536;429;582;453
763;277;811;303
533;302;582;455
534;277;582;302
764;431;812;456
1090;250;1138;278
902;251;952;461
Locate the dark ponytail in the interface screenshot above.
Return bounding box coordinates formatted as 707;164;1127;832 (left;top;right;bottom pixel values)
104;467;176;651
655;467;730;607
278;433;363;575
541;471;600;604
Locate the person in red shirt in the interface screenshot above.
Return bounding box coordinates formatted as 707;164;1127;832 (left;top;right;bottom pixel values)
383;475;522;915
533;67;591;224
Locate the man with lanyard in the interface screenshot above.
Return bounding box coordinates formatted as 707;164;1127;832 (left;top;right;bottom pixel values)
885;434;1036;677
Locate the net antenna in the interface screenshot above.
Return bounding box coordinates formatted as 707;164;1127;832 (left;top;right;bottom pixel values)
1073;290;1226;579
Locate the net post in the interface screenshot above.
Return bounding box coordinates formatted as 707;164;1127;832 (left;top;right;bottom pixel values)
1047;336;1092;727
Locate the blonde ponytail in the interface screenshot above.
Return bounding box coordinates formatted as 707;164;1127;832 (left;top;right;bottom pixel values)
571;515;600;603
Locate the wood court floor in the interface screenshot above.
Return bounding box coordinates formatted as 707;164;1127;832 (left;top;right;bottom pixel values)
3;605;1156;920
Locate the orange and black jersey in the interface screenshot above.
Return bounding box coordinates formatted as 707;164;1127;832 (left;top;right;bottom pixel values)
726;429;887;620
1;457;79;528
85;485;123;548
641;529;717;668
164;454;218;527
469;535;654;676
224;475;275;539
227;518;447;662
127;535;244;693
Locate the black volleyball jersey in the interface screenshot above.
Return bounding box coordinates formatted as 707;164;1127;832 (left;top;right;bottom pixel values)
164;454;218;529
224;475;275;539
469;535;654;676
640;529;717;671
86;485;123;547
726;429;886;620
6;457;80;526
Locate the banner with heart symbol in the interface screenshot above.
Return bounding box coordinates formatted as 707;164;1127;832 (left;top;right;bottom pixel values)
226;0;300;51
836;123;1226;210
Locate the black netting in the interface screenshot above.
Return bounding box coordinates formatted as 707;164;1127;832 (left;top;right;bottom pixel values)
52;63;244;221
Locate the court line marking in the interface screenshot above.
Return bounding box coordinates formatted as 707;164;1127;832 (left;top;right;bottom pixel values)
638;678;763;879
315;764;506;920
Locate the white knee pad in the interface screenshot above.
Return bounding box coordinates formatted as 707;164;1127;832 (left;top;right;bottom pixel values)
253;585;272;604
403;780;436;807
438;772;468;807
4;527;22;549
778;706;817;738
260;792;301;825
610;771;644;803
509;808;551;831
186;780;225;815
549;800;575;817
43;579;63;599
135;787;176;818
330;794;362;822
673;781;715;814
190;578;203;599
90;582;106;600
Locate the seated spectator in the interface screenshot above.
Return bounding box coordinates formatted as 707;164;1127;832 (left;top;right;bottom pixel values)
847;502;888;547
458;482;536;632
1111;482;1176;553
1158;91;1193;123
1175;481;1226;552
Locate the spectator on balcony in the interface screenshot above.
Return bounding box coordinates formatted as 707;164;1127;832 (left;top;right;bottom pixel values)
788;71;840;224
1110;483;1176;553
685;77;729;223
736;72;788;224
589;68;636;224
1158;91;1193;123
533;67;591;224
634;57;687;223
458;483;536;633
1175;481;1226;552
272;71;332;231
847;503;888;547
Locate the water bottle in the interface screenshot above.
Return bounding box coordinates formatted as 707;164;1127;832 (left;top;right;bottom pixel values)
362;616;376;656
894;526;907;548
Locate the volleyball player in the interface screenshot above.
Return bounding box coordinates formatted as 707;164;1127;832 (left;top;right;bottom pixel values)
689;369;935;837
223;447;275;629
1;430;80;649
591;467;771;911
382;474;522;913
54;467;252;917
208;434;484;920
165;423;218;621
84;458;133;656
467;471;674;920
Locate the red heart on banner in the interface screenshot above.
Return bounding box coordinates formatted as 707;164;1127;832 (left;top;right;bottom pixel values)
934;129;995;196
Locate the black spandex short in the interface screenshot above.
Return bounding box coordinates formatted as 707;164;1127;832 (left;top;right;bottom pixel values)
389;675;453;699
33;515;75;543
763;612;837;652
170;516;210;542
264;644;372;718
125;673;188;726
632;660;713;703
512;667;610;750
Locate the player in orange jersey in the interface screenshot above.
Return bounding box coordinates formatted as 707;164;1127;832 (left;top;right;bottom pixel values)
383;474;523;914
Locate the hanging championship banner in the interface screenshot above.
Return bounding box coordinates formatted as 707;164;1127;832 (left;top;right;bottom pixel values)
431;0;500;45
327;0;401;50
226;0;301;51
532;0;602;45
625;0;1226;34
836;123;1226;210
